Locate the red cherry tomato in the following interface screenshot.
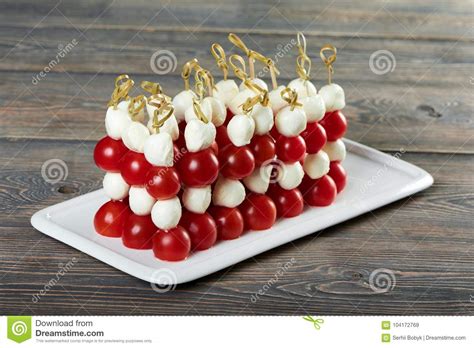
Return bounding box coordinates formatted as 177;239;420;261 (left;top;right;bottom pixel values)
216;125;231;148
211;140;219;156
219;144;255;180
301;121;327;154
270;125;281;140
145;166;181;200
275;135;306;163
180;210;217;251
300;175;337;206
320;110;347;141
152;226;191;261
94;136;128;172
122;214;156;249
240;194;277;231
249;134;276;166
328;161;347;193
208;206;244;240
120;151;152;186
268;184;304;218
177;148;219;187
224;108;234;126
94;200;131;237
175;122;187;154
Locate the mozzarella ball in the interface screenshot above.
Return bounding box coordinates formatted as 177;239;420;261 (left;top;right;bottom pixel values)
275;106;307;137
228;89;256;115
243;166;271;194
288;78;317;98
151;197;182;230
303;151;330;179
184;119;216;152
105;106;131;140
278;161;304;190
184;98;213;123
239;78;268;92
212;177;246;208
121;121;150;153
319;83;346;112
103;172;130;200
323;139;346;162
250;104;274;135
172;90;196;122
214;79;239;106
183;186;212;214
205;96;226;127
268;85;287;114
144;132;174;167
129;186;156;216
146;107;179;141
301;94;326;122
227;114;255;146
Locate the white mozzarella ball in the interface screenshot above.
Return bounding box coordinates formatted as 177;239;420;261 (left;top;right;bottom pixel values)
105;107;131;140
268;85;287;114
129;186;156;216
275;106;307;137
323;139;346;162
212;177;246;208
151;197;182;230
319;83;346;112
227;114;255;146
278;161;304;190
303;151;330;179
205;96;226;127
239;78;268;92
243;166;271;194
144;132;174;167
146;114;179;141
183;186;212;214
250;104;274;135
184;119;216;152
172;90;196;122
228;89;256;115
121;121;150;153
301;94;326;122
288;78;317;98
184;98;213;124
103;172;130;200
214;79;239;106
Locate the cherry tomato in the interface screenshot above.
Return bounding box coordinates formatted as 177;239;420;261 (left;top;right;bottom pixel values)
249;134;276;166
268;184;304;218
145;166;181;200
94;136;128;172
320;110;347;141
328;161;347;193
224;108;234;126
177;148;219;187
219;144;255;180
300;175;337;206
301;121;327;154
152;226;191;261
94;200;131;237
275;135;306;163
175;122;187;155
122;214;156;249
120;151;152;186
270;125;281;140
208;206;244;240
216;125;231;148
180;210;217;251
211;140;219;156
240;194;277;231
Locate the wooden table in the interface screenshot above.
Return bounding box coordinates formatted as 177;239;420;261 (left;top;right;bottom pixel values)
1;0;472;315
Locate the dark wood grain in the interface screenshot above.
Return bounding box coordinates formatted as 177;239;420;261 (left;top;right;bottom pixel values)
0;0;473;316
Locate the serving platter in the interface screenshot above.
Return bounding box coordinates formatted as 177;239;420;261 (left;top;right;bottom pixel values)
31;139;433;285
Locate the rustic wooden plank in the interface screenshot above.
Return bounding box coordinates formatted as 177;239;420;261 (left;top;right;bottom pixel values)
0;0;472;40
1;71;472;153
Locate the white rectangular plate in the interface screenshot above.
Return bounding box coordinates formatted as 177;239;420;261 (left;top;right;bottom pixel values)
31;139;433;285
